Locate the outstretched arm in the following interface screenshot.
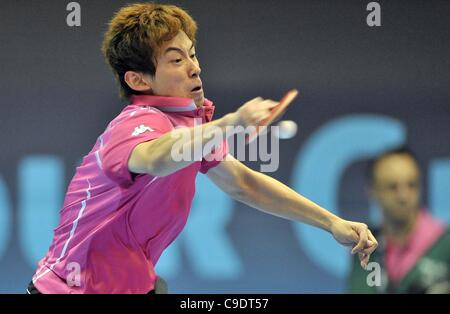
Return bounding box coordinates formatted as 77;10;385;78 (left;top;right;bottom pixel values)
207;154;378;268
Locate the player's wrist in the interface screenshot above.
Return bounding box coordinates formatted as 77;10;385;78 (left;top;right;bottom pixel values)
326;214;343;233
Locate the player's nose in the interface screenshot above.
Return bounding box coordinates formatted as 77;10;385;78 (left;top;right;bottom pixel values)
189;60;201;78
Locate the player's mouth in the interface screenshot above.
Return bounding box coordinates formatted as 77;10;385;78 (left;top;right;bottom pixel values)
190;85;203;94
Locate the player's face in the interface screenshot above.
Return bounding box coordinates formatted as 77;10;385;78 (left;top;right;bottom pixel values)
147;30;204;107
371;154;421;224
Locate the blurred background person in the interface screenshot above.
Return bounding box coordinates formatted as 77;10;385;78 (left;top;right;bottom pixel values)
348;147;450;293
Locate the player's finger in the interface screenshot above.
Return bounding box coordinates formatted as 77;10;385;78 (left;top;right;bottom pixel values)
368;230;378;248
249;97;263;103
359;253;370;268
352;226;368;254
363;232;378;255
361;247;375;255
259;99;279;109
252;111;269;124
357;237;378;255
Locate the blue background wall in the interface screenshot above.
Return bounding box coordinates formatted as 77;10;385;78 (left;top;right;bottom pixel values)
0;0;449;293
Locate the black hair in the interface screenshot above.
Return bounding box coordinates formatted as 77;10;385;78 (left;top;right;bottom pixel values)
366;145;419;185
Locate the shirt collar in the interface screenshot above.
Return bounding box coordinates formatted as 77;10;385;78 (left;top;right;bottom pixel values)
129;95;216;122
385;209;446;251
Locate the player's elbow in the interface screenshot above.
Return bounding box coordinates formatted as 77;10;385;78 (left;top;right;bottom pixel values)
128;142;167;177
129;156;173;178
229;169;256;202
146;158;175;177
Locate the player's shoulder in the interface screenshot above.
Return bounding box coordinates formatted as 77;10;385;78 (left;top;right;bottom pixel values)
108;105;171;129
118;105;167;121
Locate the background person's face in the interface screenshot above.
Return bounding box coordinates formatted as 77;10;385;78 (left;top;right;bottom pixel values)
147;30;204;107
371;154;421;224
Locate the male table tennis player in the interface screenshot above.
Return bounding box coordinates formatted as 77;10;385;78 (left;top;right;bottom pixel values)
28;3;377;294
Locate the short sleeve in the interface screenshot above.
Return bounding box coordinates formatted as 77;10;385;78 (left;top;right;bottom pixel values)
101;109;172;186
199;139;229;174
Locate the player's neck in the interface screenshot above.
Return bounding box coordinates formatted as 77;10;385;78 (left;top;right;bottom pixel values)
382;210;419;246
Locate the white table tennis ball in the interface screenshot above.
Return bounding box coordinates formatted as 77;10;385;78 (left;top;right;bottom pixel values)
273;120;298;139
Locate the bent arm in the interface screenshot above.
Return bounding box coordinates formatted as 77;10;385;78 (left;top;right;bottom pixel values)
128;96;283;178
128;113;235;177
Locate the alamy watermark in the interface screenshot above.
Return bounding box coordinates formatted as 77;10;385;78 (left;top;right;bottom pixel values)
170;120;280;173
66;262;81;287
366;2;381;27
365;262;382;287
66;2;81;27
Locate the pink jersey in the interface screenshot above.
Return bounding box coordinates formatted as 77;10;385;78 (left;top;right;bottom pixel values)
32;95;228;294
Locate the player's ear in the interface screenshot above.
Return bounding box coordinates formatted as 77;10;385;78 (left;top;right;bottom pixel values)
124;71;152;92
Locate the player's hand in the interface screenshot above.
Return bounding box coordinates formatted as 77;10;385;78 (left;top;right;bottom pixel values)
230;97;279;129
330;218;378;268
